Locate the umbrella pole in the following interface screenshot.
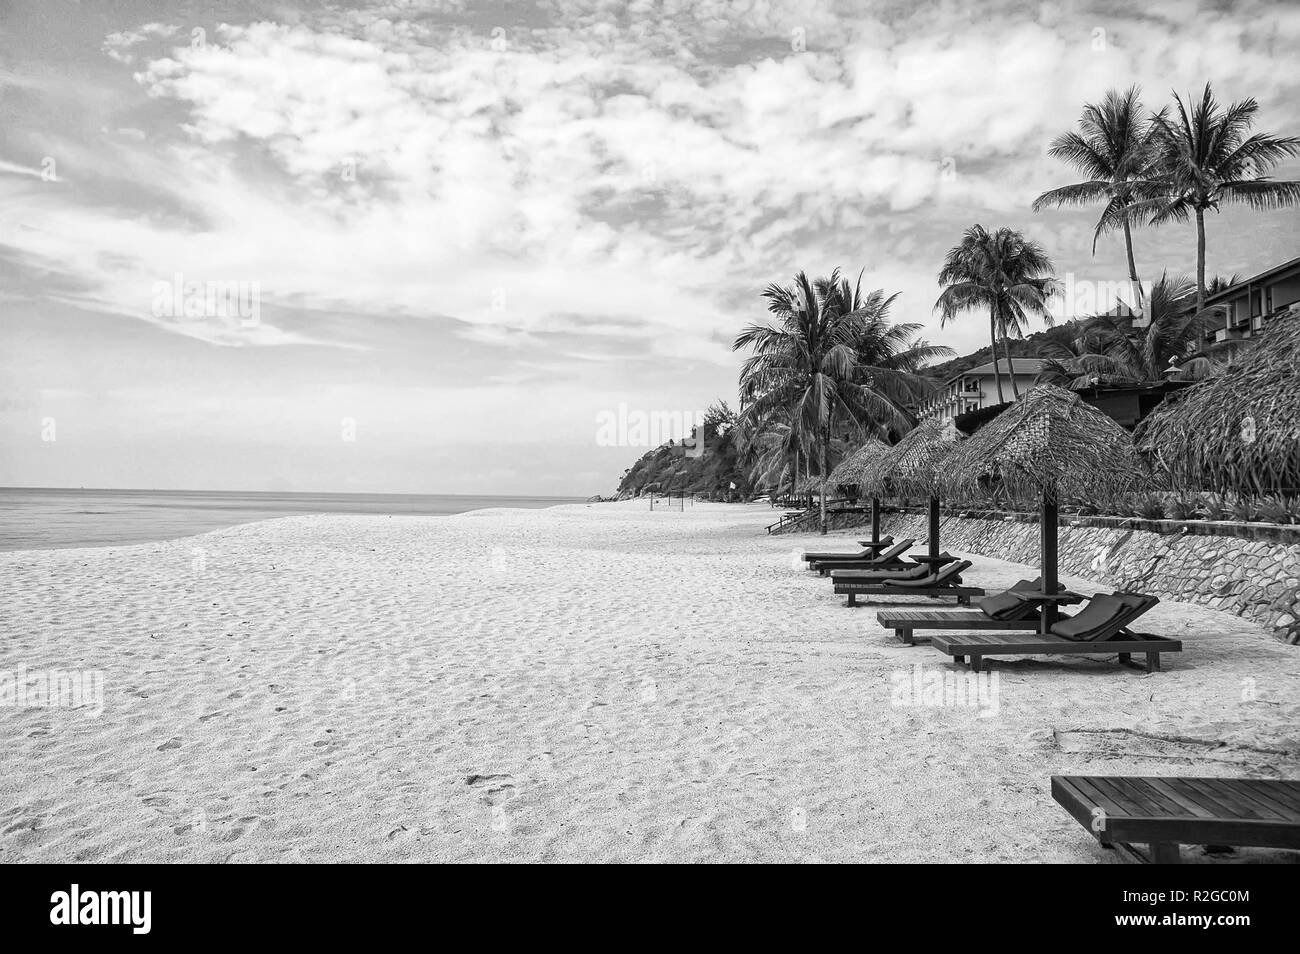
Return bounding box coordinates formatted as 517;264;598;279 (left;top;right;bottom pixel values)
1040;489;1059;632
871;497;881;544
928;495;940;559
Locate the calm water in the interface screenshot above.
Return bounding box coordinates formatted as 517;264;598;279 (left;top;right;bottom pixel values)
0;488;589;551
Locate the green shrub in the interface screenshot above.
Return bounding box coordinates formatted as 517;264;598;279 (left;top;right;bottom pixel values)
1199;493;1229;521
1168;494;1200;521
1135;493;1166;520
1230;497;1257;522
1256;495;1294;525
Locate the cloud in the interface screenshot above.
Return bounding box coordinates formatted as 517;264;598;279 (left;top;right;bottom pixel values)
102;22;181;65
3;1;1295;362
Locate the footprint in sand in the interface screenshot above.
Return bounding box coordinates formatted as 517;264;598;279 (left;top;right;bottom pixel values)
526;751;555;771
157;738;182;751
465;773;517;806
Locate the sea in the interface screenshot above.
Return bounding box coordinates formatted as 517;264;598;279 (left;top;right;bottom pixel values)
0;487;590;551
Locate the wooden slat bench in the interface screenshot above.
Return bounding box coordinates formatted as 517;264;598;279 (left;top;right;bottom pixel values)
1052;775;1300;863
930;630;1180;672
876;609;1055;644
833;583;985;608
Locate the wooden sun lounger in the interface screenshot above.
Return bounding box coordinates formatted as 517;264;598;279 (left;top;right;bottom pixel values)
811;538;914;575
832;560;983;607
878;579;1081;647
876;579;1082;643
930;630;1181;671
1052;775;1300;863
929;592;1179;672
877;609;1062;644
801;535;894;562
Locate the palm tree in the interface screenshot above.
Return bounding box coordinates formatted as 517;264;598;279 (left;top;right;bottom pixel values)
1033;86;1160;307
1144;83;1300;310
1052;274;1227;384
733;269;944;532
1033;326;1120;389
935;225;1058;402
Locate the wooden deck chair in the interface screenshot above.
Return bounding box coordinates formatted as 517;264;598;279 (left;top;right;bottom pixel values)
877;578;1081;644
811;538;915;575
801;535;894;562
930;592;1180;672
1052;775;1300;863
832;559;984;607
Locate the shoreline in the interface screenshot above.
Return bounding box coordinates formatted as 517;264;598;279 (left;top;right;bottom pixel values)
0;489;590;553
2;500;1296;863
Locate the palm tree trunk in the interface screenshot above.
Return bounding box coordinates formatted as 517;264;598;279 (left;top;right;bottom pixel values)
989;314;1005;403
1123;218;1144;310
1001;334;1020;400
819;435;828;535
1194;206;1207;310
792;448;799;507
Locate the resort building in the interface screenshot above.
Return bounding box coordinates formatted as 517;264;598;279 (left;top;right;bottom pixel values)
1192;254;1300;350
918;358;1048;423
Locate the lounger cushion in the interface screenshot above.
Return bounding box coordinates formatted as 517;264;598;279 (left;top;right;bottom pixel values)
837;564;929;581
977;578;1060;620
1049;593;1144;641
978;589;1032;620
881;573;943;588
883;560;969;589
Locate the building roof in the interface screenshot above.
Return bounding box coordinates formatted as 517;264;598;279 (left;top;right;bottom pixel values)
1204;254;1300;304
958;358;1049;379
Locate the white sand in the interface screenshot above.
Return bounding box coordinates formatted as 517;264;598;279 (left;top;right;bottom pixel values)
1;499;1297;863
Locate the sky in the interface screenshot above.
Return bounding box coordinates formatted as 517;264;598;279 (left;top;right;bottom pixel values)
1;0;1297;495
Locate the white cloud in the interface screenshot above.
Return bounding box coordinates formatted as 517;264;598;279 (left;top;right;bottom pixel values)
7;1;1300;362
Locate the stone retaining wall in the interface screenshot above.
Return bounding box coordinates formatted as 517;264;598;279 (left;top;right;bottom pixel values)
873;512;1300;644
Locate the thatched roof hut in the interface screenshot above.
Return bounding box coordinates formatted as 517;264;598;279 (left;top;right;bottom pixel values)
1135;317;1300;495
858;417;962;498
940;383;1154;606
940;384;1150;502
825;437;892;488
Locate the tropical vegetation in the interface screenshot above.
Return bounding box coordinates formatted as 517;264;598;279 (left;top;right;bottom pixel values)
730;269;950;532
934;225;1058;402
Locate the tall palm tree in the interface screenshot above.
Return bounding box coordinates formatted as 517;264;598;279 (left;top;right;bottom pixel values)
733;269;943;532
1143;83;1300;309
1032;86;1160;307
935;225;1058;402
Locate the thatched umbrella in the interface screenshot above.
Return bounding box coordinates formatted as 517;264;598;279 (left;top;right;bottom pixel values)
1135;317;1300;495
940;384;1151;626
859;417;963;559
825;437;892;543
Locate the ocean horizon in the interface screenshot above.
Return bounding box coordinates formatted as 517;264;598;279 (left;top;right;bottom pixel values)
0;487;591;551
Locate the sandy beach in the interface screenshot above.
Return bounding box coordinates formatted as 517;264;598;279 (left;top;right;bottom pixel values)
2;500;1297;864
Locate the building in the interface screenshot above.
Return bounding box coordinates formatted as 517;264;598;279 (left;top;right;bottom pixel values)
1073;381;1193;430
918;358;1048;422
1192;255;1300;350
